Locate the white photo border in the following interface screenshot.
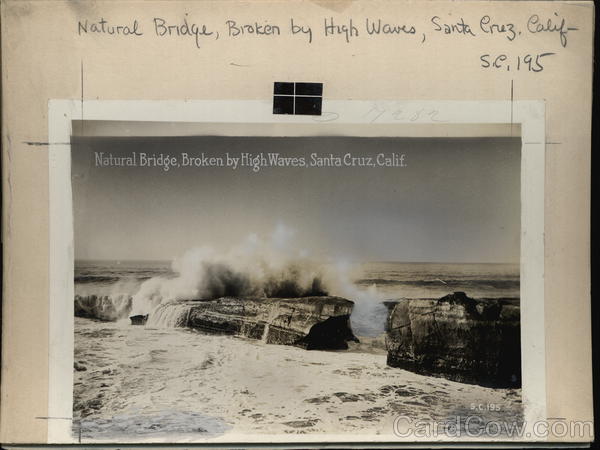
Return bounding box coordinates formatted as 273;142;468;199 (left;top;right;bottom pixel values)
48;99;546;443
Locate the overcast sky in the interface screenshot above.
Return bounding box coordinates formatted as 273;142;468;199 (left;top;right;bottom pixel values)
72;135;520;263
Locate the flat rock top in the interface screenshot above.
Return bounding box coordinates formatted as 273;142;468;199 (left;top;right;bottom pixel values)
270;296;354;307
389;292;520;323
388;293;519;308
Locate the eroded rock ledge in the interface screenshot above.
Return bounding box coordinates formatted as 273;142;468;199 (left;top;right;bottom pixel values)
144;296;358;350
386;292;521;388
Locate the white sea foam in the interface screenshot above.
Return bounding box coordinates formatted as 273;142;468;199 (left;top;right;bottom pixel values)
73;317;523;441
129;223;388;336
146;302;192;328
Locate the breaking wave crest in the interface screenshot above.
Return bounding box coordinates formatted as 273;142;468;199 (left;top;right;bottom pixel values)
74;294;133;321
74;224;387;337
130;224;332;317
125;224;384;337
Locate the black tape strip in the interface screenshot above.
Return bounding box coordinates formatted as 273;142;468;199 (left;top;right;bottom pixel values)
273;82;323;115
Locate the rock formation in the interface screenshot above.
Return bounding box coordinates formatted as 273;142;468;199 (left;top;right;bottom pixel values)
130;314;148;325
386;292;521;388
144;296;358;350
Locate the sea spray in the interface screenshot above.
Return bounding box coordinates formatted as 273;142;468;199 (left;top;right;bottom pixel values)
74;276;146;321
131;223;389;337
260;303;282;343
74;294;133;321
146;302;192;328
324;261;388;337
130;224;326;317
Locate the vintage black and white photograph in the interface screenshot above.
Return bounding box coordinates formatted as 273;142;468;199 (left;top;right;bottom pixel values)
71;131;523;441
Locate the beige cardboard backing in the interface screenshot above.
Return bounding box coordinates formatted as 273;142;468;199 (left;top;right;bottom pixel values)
1;0;594;444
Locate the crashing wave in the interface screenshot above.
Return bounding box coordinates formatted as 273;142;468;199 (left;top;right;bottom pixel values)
145;302;192;328
74;294;133;321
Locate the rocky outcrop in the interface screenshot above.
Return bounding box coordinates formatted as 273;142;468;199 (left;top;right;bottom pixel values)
386;292;521;388
144;296;358;350
130;314;148;325
74;294;133;321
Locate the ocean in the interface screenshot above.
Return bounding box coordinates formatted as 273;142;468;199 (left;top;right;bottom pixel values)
75;259;519;300
74;259;519;337
73;259;521;441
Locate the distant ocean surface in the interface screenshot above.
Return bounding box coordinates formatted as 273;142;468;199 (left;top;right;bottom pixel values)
75;260;519;300
356;261;519;299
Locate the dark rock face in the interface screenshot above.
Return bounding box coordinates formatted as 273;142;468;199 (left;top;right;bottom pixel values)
386;292;521;388
148;296;358;350
297;315;359;350
130;314;148;325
